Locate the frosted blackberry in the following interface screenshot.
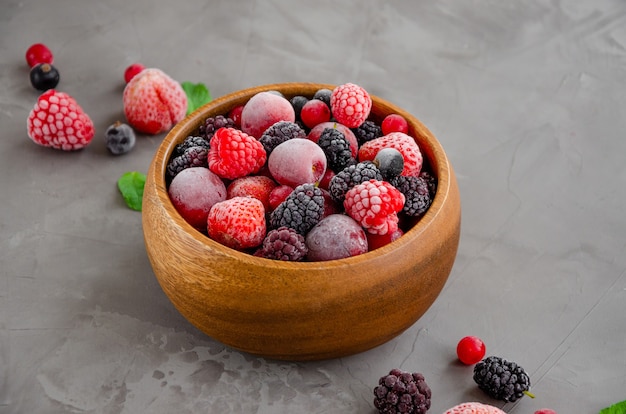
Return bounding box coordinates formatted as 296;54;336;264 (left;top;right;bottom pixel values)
328;161;383;203
317;127;356;173
373;369;431;414
390;175;432;217
290;95;309;121
313;88;332;108
419;170;437;197
269;183;324;235
473;356;531;403
353;120;382;145
198;115;235;141
254;226;308;261
167;146;209;181
259;121;307;156
173;135;210;157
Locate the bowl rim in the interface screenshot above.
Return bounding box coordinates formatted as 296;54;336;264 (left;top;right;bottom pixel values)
147;82;454;270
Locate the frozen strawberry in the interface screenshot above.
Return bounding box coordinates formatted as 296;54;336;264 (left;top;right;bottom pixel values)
123;68;187;134
330;83;372;128
358;132;423;177
226;175;278;210
26;89;95;151
343;179;405;235
207;196;266;250
208;127;267;180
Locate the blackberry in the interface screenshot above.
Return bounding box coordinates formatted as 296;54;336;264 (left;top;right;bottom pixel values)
473;356;531;403
390;175;432;217
352;120;382;146
167;146;209;180
373;369;431;414
259;121;307;156
254;226;308;261
198;115;235;141
313;88;332;108
328;161;383;203
290;95;309;121
419;170;437;197
269;183;324;235
317;127;356;173
173;135;210;158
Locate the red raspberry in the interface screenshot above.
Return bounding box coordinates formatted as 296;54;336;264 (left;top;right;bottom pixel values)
330;83;372;128
123;68;187;134
26;89;95;151
226;175;278;211
358;132;423;177
207;196;266;250
208;127;267;180
343;179;405;235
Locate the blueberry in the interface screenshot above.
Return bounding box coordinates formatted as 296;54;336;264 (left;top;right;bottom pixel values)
313;88;332;108
29;63;60;91
105;121;136;155
289;95;309;120
373;147;404;180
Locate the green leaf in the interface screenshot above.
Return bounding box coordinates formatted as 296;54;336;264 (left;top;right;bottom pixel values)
600;400;626;414
181;81;211;115
117;171;146;211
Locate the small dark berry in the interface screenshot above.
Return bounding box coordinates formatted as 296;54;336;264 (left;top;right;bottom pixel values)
30;63;60;91
104;121;136;155
269;183;325;235
373;148;404;180
313;88;332;108
290;95;309;121
473;356;531;402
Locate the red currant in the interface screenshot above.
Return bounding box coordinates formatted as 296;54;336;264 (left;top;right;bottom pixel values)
381;113;409;135
228;105;244;128
300;99;330;129
124;63;146;83
25;43;54;68
535;410;557;414
456;335;486;365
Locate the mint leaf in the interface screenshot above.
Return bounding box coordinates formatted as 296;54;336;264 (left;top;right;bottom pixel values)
117;171;146;211
601;400;626;414
181;81;211;115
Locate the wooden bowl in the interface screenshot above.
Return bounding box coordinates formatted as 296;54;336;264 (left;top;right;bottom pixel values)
142;82;461;361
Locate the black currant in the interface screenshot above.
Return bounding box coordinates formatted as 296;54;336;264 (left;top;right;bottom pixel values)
30;63;60;91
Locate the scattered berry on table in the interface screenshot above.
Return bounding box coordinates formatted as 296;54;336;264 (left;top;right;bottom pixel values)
317;127;356;173
269;183;325;235
300;98;331;129
226;175;278;211
443;402;506;414
254;226;308;261
267;138;327;187
123;68;187;134
352;119;382;146
305;214;367;261
240;91;295;139
330;82;372;128
473;356;532;402
25;43;53;67
456;335;486;365
390;175;433;217
373;368;431;414
259;120;307;156
227;105;244;128
366;228;403;251
328;161;383;203
199;115;235;141
343;179;405;235
207;196;266;250
373;147;404;180
27;89;95;151
358;132;423;177
167;146;209;181
173;135;210;157
124;63;146;83
104;121;136;155
207;127;267;180
312;88;332;107
308;121;358;157
381;113;409;135
290;95;309;121
534;410;557;414
29;63;60;91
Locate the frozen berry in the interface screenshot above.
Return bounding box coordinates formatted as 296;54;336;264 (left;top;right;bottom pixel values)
269;183;325;235
390;175;433;217
208;127;266;180
373;369;431;414
254;226;308;261
227;175;278;211
228;105;244;128
473;356;532;402
268;185;293;211
317;127;356;173
27;89;95;151
366;228;403;251
373;147;404;180
207;196;266;250
25;43;53;67
104;121;136;155
199;115;235;141
240;91;295;139
330;83;372;128
313;88;332;107
124;63;146;83
358;132;423;177
259;120;307;156
535;410;557;414
443;402;506;414
173;135;210;157
167;146;209;181
381;113;409;135
343;179;405;236
352;120;382;145
305;214;367;261
308;121;358;157
328;161;383;203
267;138;327;187
300;98;331;129
29;63;60;91
290;95;309;121
456;336;486;365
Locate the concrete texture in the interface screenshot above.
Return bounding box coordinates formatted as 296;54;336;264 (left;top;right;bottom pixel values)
1;1;625;412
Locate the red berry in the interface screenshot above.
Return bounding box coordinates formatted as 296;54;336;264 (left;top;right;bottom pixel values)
124;63;146;83
226;175;277;211
535;410;557;414
358;132;423;177
366;228;403;251
300;99;331;129
26;43;53;67
343;179;405;235
381;113;409;135
26;89;95;151
208;127;267;180
207;197;266;250
330;83;372;128
456;335;486;365
268;185;293;211
228;105;244;128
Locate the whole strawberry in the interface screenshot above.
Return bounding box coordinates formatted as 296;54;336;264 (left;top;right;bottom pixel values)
123;68;187;134
358;132;424;177
207;196;266;250
27;89;95;151
343;179;405;235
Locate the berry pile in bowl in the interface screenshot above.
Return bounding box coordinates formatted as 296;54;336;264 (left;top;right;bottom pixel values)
142;82;461;361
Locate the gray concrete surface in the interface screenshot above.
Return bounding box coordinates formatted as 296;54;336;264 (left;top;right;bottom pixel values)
2;1;625;413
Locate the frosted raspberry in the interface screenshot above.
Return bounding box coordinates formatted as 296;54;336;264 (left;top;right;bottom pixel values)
208;127;267;180
443;402;506;414
343;179;405;235
26;89;95;151
358;132;423;177
207;197;266;250
330;83;372;128
123;68;187;134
